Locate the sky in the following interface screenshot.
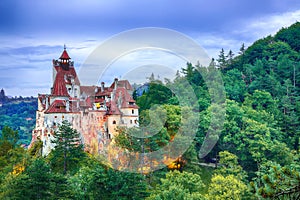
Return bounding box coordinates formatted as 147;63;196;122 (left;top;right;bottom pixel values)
0;0;300;97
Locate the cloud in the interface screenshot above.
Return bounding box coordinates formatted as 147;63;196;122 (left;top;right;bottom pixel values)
233;9;300;42
195;34;244;59
194;9;300;59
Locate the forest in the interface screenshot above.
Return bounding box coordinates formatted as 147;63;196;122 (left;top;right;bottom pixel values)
0;22;299;199
0;97;37;145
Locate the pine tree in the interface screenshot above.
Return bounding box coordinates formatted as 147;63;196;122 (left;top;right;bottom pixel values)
49;120;85;174
239;43;245;55
227;49;234;65
217;48;227;69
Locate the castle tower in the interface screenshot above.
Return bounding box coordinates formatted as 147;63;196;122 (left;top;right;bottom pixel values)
59;44;71;71
51;46;80;99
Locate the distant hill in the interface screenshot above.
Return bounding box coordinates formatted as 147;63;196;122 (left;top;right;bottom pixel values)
0;98;37;145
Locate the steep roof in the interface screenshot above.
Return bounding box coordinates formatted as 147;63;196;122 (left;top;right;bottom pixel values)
110;80;133;91
52;72;69;97
107;100;121;115
60;49;71;60
80;86;97;96
45;100;67;113
52;65;80;96
115;87;139;109
45;99;80;113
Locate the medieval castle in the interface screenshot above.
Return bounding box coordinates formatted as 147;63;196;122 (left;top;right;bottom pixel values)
29;47;139;155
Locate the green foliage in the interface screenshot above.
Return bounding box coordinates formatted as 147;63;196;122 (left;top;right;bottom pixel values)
0;126;28;184
136;82;174;112
275;22;300;52
251;158;300;199
147;170;205;200
206;174;248;200
214;151;247;180
69;160;148;200
223;69;247;102
48;120;86;174
0;158;70;200
0;99;37;145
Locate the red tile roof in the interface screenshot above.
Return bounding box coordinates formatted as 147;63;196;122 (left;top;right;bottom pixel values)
79;96;92;108
107;100;121;115
80;86;97;96
52;65;80;96
115;87;139;109
54;66;80;85
52;71;70;97
45;99;80;113
110;80;133;91
45;100;67;113
60;49;71;59
95;87;113;97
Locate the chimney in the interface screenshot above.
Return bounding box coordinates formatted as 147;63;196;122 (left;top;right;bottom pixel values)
45;95;49;109
101;82;105;92
66;100;70;112
114;78;118;90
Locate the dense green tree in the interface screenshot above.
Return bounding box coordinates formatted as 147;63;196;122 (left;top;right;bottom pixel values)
214;151;247;180
0;158;70;200
69;161;148;200
275;22;300;52
147;170;205;200
251;158;300;199
48;120;86;174
206;174;248;200
223;69;247;102
217;48;227;69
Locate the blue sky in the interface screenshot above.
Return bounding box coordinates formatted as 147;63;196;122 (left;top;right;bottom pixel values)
0;0;300;96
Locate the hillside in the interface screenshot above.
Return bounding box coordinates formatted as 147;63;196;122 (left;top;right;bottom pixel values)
0;98;37;145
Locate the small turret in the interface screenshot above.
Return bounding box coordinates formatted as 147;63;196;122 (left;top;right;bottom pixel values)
59;45;71;70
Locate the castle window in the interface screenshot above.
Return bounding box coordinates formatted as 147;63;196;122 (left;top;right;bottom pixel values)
130;120;132;124
132;109;134;114
113;120;116;124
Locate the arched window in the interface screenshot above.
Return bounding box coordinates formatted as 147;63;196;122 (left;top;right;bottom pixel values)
113;120;116;124
132;109;134;114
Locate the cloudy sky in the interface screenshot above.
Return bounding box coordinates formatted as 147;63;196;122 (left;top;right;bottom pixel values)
0;0;300;97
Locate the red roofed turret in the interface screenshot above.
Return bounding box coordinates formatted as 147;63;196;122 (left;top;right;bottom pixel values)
60;45;71;60
59;45;71;70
